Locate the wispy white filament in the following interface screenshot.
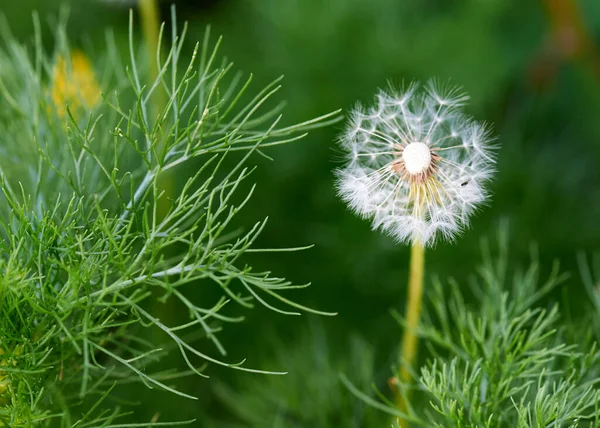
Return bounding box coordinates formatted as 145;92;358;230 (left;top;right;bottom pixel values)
336;81;496;246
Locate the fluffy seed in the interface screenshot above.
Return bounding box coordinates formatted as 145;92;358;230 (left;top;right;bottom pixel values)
336;81;497;246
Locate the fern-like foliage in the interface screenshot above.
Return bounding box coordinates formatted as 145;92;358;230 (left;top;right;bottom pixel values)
0;9;338;426
343;229;600;427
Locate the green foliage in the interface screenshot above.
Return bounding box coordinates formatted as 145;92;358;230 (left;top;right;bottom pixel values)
341;230;600;427
205;228;600;427
1;1;600;427
211;324;387;428
0;9;338;426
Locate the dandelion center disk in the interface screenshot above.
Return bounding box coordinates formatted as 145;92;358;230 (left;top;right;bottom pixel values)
402;142;432;175
336;81;496;246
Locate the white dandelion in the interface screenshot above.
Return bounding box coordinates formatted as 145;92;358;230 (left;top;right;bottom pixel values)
336;81;496;246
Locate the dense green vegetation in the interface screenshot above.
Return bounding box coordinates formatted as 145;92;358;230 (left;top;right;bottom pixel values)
1;0;600;426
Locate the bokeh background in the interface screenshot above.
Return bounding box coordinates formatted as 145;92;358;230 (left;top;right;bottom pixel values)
2;0;600;426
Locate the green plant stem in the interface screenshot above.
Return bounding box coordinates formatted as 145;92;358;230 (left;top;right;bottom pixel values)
396;242;425;420
139;0;160;83
138;0;177;339
138;0;173;220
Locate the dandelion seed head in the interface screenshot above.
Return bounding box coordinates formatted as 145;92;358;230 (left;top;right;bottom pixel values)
336;80;497;246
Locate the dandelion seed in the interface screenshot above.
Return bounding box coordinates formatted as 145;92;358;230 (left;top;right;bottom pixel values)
336;81;496;246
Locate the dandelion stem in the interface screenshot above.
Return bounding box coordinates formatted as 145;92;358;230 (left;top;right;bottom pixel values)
396;242;425;420
138;0;179;342
139;0;160;84
138;0;174;221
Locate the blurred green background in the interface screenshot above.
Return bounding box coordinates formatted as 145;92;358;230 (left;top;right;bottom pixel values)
2;0;600;426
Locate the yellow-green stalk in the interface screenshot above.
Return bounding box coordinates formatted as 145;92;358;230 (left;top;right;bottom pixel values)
139;0;160;84
138;0;173;218
396;242;425;420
